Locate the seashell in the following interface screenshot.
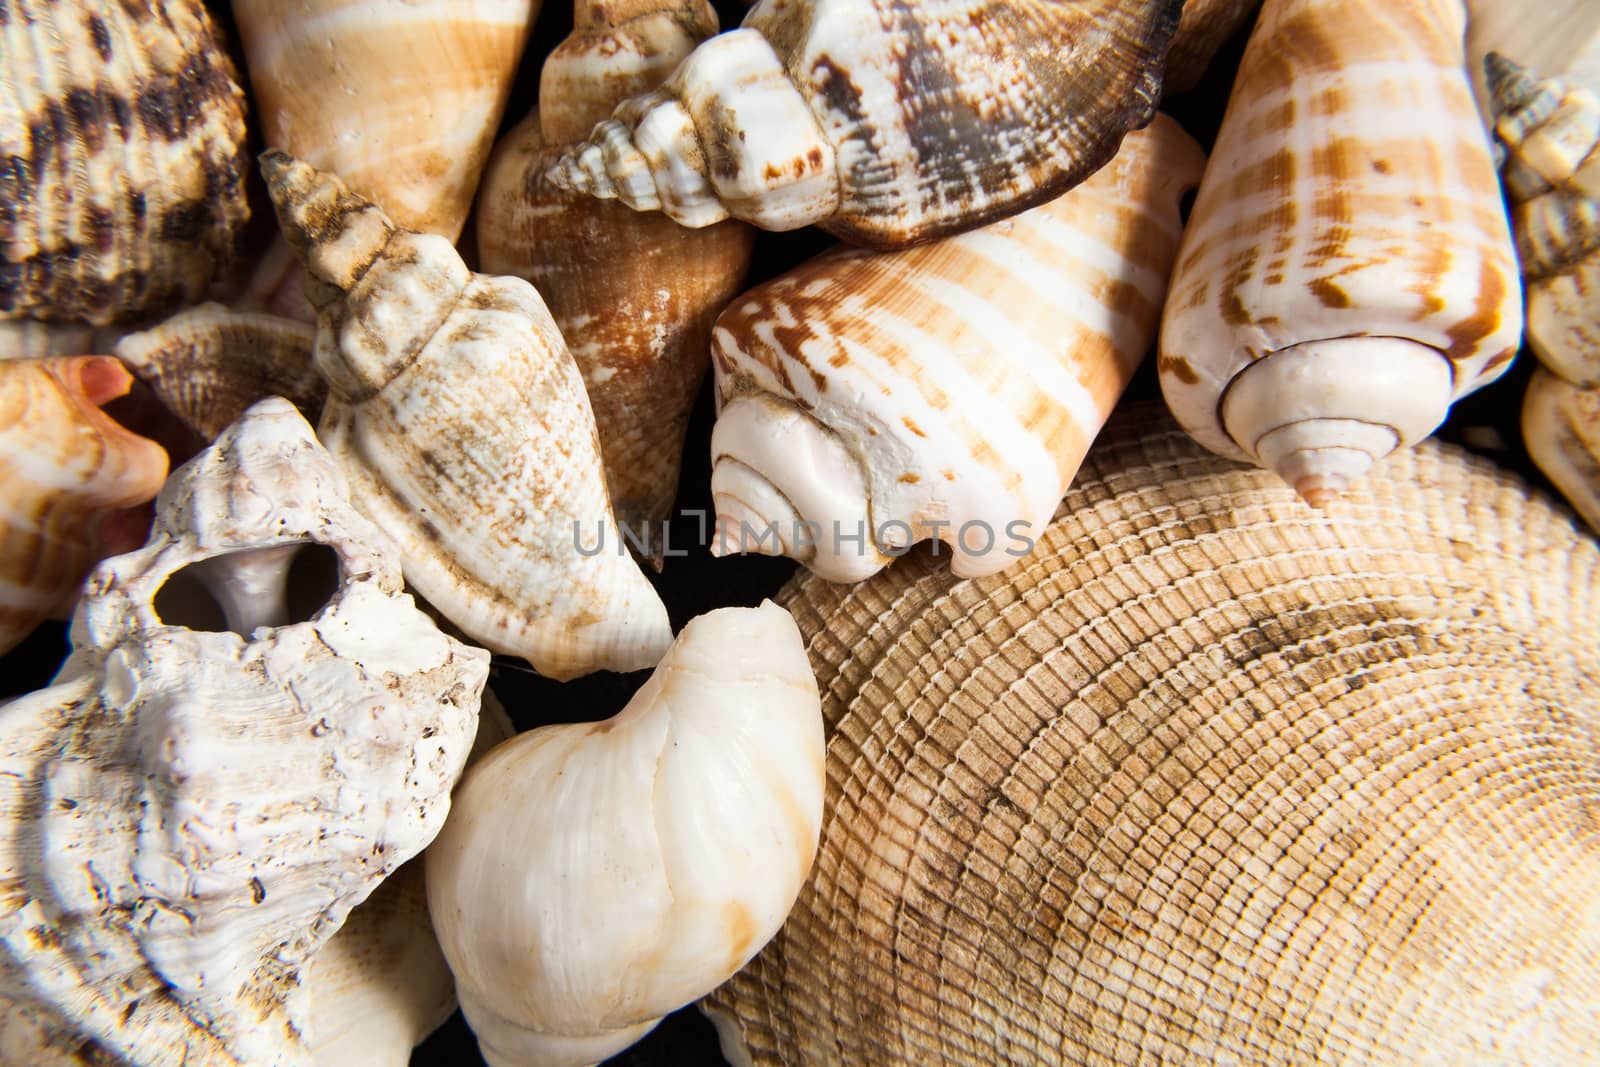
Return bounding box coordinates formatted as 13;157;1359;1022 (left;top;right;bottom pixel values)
1523;364;1600;534
477;0;755;553
0;321;98;362
1162;0;1263;95
114;302;323;441
1487;53;1600;388
234;0;540;241
426;601;824;1067
1464;0;1600;132
703;406;1600;1067
0;397;490;1065
544;0;1185;248
1158;0;1525;507
707;116;1205;582
0;357;168;657
262;151;674;680
0;0;249;325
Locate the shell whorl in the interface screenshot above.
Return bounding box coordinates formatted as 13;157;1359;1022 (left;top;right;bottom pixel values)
546;0;1185;248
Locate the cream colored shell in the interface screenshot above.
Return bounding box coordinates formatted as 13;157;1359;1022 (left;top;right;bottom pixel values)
1464;0;1600;133
426;602;824;1067
1524;365;1600;535
1159;0;1524;506
704;407;1600;1066
0;398;489;1066
707;117;1204;581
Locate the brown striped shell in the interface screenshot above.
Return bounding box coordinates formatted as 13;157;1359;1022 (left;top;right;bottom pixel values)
1163;0;1262;94
545;0;1185;248
703;407;1600;1066
0;0;249;325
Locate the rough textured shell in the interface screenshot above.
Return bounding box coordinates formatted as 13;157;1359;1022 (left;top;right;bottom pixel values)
546;0;1184;248
704;407;1600;1066
0;357;168;656
263;152;673;679
707;117;1204;581
234;0;538;240
1524;365;1600;535
0;0;249;324
1159;0;1524;504
0;398;489;1066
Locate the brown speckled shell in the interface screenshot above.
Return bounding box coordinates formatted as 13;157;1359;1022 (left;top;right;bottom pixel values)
0;0;249;325
704;408;1600;1066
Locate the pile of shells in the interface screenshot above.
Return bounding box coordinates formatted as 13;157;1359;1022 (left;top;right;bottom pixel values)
1;1;1597;1066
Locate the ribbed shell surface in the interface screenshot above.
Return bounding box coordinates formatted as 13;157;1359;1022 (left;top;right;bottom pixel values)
0;0;249;324
704;409;1600;1066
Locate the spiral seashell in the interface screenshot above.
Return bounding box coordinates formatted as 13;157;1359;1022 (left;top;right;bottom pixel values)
0;0;249;325
1488;53;1600;388
477;0;755;553
545;0;1185;248
263;151;674;680
1464;0;1600;132
0;397;489;1066
0;321;98;362
1523;364;1600;535
1162;0;1262;95
0;357;168;657
234;0;539;241
114;302;322;442
1158;0;1525;508
703;406;1600;1066
707;116;1205;582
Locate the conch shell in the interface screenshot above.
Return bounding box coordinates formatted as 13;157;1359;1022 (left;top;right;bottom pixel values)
477;0;755;550
1488;53;1600;388
233;0;539;240
1159;0;1525;506
426;602;825;1067
545;0;1185;248
0;357;168;656
0;398;489;1066
704;407;1600;1066
707;116;1205;582
262;152;674;680
0;0;249;324
1524;365;1600;534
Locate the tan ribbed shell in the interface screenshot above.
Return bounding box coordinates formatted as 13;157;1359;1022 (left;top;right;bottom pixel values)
704;410;1600;1066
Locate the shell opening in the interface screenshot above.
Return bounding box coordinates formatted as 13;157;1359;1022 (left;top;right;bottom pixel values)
1221;336;1452;505
151;544;341;637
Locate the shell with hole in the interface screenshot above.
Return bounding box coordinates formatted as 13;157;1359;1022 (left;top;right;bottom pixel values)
426;602;825;1067
703;406;1600;1066
0;357;168;657
262;152;673;680
1488;53;1600;388
1158;0;1524;507
476;0;755;555
233;0;539;241
707;116;1205;582
544;0;1185;248
1523;365;1600;535
0;397;489;1066
0;0;249;325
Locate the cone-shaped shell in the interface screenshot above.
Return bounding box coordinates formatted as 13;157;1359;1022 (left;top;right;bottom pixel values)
0;0;250;324
703;407;1600;1066
234;0;539;241
262;151;674;679
545;0;1185;248
1159;0;1524;507
0;398;489;1066
1524;364;1600;534
477;0;754;550
0;357;168;656
707;117;1205;582
1488;54;1600;388
427;602;824;1067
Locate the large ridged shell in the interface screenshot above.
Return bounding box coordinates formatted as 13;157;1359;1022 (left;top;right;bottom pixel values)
546;0;1185;248
0;398;489;1066
703;407;1600;1066
1524;364;1600;535
706;117;1204;582
1159;0;1524;506
262;152;674;680
0;357;168;656
476;0;754;550
0;0;249;324
233;0;538;241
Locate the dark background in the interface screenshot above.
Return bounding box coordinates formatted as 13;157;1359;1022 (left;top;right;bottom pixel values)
0;3;1552;1064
